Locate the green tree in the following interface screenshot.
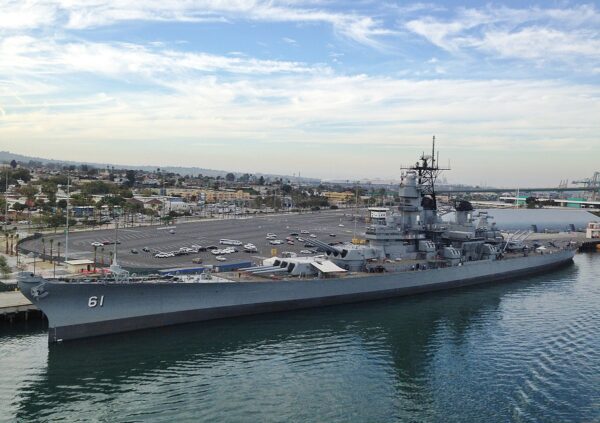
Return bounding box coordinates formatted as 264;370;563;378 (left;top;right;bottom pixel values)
70;193;92;207
11;168;31;182
0;255;10;279
125;170;136;187
281;184;292;195
525;196;538;209
41;181;58;205
19;184;38;201
81;181;111;195
225;173;235;182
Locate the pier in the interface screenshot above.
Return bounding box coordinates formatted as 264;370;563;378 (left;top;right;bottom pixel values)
0;291;41;322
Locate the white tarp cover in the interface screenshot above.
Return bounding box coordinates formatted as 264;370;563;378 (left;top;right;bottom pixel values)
311;260;347;273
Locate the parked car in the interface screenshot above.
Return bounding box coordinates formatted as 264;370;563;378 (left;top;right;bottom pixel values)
215;256;227;261
192;258;203;264
142;247;150;252
91;241;103;247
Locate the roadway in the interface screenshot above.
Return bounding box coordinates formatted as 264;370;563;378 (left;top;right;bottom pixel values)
19;210;363;272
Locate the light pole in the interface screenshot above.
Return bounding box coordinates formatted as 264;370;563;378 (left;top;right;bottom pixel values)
65;172;70;262
93;245;98;273
4;166;8;234
15;234;19;266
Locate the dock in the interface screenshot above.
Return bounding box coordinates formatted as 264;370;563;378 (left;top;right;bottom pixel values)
579;239;600;252
0;291;41;322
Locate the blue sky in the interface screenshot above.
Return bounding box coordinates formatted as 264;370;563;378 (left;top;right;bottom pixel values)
0;1;599;185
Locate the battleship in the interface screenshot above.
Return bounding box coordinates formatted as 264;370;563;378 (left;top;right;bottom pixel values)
18;140;576;343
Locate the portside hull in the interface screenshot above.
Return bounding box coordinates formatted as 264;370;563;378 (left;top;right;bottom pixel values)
20;250;575;343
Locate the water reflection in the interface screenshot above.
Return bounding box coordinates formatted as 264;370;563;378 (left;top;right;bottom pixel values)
14;262;579;422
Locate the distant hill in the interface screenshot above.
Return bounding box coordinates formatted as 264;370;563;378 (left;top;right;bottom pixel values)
0;151;320;183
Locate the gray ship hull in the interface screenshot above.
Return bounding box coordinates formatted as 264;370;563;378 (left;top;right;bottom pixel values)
19;250;575;343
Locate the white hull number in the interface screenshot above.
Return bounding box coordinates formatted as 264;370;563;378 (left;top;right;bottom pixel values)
88;295;105;308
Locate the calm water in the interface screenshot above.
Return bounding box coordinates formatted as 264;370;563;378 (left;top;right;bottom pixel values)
1;253;599;422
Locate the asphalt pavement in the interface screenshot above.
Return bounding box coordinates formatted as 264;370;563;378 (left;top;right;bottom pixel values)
20;210;364;271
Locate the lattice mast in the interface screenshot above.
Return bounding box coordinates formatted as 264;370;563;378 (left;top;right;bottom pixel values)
401;136;449;211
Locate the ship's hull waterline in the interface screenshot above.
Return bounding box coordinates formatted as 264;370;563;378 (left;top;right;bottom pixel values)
18;250;575;343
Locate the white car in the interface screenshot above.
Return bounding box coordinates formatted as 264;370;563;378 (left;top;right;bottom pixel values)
266;235;277;240
91;241;103;247
301;230;309;234
309;234;317;238
269;240;283;245
215;256;227;261
211;249;223;255
300;250;313;254
18;220;30;225
154;252;169;258
338;224;344;227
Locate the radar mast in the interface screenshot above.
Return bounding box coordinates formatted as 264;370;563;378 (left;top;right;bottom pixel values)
401;136;449;210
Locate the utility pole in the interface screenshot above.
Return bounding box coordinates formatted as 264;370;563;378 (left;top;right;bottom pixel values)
4;166;8;234
65;172;70;262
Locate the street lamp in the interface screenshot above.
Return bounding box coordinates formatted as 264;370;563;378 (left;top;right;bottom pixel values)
28;252;37;275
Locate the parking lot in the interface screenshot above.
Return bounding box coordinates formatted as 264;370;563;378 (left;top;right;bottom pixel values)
20;210;363;272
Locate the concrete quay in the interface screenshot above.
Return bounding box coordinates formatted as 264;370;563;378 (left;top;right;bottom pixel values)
0;291;41;322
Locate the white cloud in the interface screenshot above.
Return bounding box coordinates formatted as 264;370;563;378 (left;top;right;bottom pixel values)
0;36;331;79
404;4;600;66
0;0;395;47
477;27;600;61
0;0;58;30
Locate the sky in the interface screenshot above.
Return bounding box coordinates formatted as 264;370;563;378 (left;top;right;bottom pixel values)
0;0;599;186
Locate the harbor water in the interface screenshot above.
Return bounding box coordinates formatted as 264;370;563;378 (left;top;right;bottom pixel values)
1;252;599;422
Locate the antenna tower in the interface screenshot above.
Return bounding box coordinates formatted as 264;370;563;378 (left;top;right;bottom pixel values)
401;136;450;210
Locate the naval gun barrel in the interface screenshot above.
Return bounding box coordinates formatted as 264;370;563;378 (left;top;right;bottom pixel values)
307;238;342;255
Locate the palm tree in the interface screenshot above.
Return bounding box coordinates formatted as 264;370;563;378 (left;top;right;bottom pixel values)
93;245;98;272
41;237;46;262
56;241;61;263
49;238;54;263
14;233;19;264
8;234;13;256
